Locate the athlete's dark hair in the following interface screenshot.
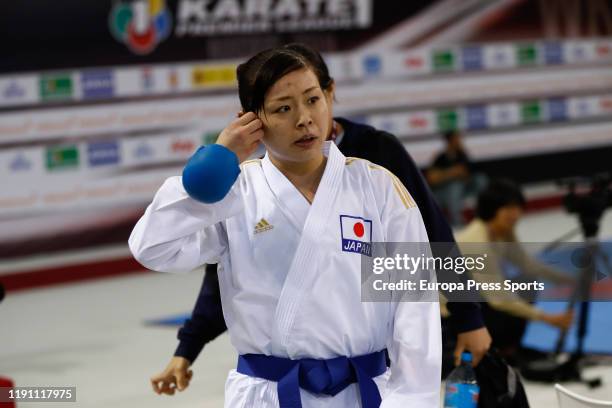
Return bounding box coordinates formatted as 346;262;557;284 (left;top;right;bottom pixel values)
236;43;334;114
476;179;526;221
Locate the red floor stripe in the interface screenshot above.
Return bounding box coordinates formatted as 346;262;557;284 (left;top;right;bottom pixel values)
1;257;148;292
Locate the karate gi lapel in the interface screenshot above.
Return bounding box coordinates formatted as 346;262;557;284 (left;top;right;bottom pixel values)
272;141;345;351
262;153;311;233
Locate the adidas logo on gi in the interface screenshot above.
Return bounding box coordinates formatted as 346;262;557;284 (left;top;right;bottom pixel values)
254;218;273;234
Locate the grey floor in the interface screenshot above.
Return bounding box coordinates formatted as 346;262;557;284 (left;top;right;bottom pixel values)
2;208;612;407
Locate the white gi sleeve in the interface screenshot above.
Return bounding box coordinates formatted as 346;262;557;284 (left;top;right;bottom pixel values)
128;176;243;273
372;167;442;408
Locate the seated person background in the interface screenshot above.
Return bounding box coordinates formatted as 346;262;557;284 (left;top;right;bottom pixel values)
454;179;575;361
426;130;486;226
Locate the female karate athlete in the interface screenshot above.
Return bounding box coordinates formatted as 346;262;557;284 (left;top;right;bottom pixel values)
129;44;441;407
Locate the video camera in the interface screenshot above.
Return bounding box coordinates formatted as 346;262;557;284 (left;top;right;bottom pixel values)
558;173;612;238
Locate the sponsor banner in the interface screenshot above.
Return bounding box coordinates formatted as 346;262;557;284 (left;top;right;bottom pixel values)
3;40;612;109
542;41;564;65
568;96;600;119
594;40;612;61
141;66;156;92
464;104;488;130
39;73;74;101
398;49;431;76
361;54;383;78
0;147;44;181
81;70;115;99
116;64;193;96
521;100;542;124
121;137;159;166
2;40;611;108
461;46;483;71
167;135;199;159
323;53;353;82
365;114;400;134
45;145;80;171
564;41;595;64
87;141;121;167
191;64;237;88
487;103;521;127
516;43;538;66
113;67;145;98
436;108;459;132
432;48;456;72
174;0;373;37
482;44;516;69
599;95;612;114
405;111;436;134
546;97;568;122
0;76;39;107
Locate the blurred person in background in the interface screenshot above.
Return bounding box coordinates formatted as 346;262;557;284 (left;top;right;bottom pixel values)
427;130;487;226
454;179;575;363
148;43;492;396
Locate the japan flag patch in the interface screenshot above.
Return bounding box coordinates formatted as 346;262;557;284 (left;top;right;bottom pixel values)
340;215;372;256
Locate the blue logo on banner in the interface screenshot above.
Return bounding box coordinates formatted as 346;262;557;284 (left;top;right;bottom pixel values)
465;105;487;129
88;141;120;166
82;71;114;99
142;68;154;92
571;45;587;61
548;98;567;121
9;153;32;171
577;100;592;116
493;50;508;65
363;56;382;76
3;81;26;99
340;215;372;256
543;42;563;65
462;46;483;71
380;120;395;133
133;141;154;159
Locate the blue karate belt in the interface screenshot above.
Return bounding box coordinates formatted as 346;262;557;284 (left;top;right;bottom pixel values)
237;349;387;408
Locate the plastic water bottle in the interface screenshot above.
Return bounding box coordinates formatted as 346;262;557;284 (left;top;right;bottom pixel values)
443;352;480;408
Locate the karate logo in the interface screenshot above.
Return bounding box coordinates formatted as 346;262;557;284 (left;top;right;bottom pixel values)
109;0;172;55
340;215;372;256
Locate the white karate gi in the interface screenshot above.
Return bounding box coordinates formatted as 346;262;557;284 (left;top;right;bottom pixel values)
129;142;441;407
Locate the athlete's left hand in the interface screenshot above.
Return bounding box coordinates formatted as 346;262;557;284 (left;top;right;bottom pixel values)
454;326;492;367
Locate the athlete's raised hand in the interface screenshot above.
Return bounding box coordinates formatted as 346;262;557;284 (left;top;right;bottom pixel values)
216;111;264;163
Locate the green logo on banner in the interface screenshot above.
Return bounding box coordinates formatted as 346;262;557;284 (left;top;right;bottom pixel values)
433;50;454;71
517;44;537;65
203;131;221;145
40;74;73;101
437;109;458;131
46;145;79;170
521;100;541;123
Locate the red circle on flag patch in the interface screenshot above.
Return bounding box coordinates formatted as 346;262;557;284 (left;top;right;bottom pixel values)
353;222;364;238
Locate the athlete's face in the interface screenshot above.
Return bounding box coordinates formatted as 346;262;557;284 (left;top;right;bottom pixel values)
259;67;332;164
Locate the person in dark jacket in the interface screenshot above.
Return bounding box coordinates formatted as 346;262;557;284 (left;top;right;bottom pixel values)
149;44;491;396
